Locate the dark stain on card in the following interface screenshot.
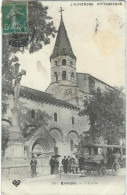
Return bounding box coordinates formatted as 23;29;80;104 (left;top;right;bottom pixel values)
108;14;123;29
36;60;47;74
95;19;99;34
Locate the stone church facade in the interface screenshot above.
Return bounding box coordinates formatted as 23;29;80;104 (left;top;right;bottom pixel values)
3;13;115;175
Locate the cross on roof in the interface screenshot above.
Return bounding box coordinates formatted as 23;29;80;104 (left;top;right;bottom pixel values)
59;7;64;19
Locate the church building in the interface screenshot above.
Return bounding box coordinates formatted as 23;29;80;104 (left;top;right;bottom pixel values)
3;11;115;175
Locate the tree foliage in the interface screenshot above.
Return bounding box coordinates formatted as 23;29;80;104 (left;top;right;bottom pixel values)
82;88;125;144
27;2;56;53
2;2;56;114
2;2;56;78
2;101;52;151
2;2;56;149
19;102;52;138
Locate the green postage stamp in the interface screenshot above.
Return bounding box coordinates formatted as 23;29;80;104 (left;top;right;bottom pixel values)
2;1;28;34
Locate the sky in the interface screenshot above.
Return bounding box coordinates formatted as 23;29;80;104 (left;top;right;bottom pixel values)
17;1;126;91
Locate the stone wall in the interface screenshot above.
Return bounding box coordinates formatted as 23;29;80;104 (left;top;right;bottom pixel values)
3;95;89;158
51;55;76;84
76;73;114;94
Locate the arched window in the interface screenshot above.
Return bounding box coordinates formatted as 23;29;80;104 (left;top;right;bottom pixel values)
62;59;66;65
70;61;73;65
54;113;57;122
54;72;58;82
62;71;66;80
55;60;57;65
64;89;72;100
72;117;74;124
70;139;73;151
71;72;74;82
49;129;63;141
31;109;35;119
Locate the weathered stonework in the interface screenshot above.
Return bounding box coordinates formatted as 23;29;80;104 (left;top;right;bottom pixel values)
2;11;118;178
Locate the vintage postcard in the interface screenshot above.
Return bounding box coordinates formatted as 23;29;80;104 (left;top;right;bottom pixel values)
1;0;126;195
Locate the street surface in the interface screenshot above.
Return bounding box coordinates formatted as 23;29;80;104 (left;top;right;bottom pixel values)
2;168;126;195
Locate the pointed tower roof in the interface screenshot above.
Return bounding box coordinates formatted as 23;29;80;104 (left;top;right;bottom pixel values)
50;8;76;60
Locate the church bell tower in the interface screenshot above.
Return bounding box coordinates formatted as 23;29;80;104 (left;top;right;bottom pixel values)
50;7;77;86
46;8;81;104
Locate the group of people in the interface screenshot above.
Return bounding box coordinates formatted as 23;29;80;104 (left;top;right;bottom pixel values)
62;156;85;174
49;155;85;175
30;155;85;177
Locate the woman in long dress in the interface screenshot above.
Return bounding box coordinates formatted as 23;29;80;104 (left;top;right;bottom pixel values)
70;158;75;173
75;157;79;174
53;157;59;174
67;156;71;173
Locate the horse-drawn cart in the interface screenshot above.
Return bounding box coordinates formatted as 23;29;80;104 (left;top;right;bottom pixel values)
81;143;125;176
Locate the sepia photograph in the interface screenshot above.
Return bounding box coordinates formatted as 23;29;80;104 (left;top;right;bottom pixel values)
1;1;126;195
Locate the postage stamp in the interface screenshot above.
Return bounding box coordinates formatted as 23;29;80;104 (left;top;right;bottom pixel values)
2;1;28;34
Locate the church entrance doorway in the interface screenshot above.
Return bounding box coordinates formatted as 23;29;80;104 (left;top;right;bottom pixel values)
31;137;52;176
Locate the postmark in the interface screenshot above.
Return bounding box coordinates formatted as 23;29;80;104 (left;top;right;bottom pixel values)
2;1;28;34
8;26;35;47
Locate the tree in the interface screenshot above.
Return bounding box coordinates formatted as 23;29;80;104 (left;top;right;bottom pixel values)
80;88;125;144
2;2;56;149
2;2;56;114
2;101;52;152
2;2;56;79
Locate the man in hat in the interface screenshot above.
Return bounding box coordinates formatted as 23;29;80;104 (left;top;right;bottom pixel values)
62;156;68;173
67;156;71;173
79;155;84;172
30;156;37;177
49;155;55;174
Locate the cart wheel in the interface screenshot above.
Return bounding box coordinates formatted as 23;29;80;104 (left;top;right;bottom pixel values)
112;162;120;175
97;166;106;176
